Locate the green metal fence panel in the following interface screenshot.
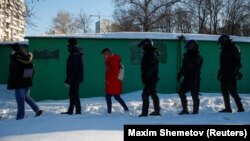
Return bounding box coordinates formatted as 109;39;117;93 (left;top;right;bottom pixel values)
1;33;249;101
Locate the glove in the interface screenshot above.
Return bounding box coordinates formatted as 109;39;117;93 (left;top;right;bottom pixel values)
64;83;70;88
237;71;243;80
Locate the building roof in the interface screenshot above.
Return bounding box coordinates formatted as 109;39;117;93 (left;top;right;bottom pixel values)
25;32;250;43
0;40;29;47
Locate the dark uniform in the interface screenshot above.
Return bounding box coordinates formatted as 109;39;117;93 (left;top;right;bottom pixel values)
177;40;203;115
217;35;244;113
138;38;160;117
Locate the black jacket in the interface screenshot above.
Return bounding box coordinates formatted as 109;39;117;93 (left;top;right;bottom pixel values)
178;50;203;81
65;46;84;84
219;43;241;76
141;48;159;85
7;51;34;90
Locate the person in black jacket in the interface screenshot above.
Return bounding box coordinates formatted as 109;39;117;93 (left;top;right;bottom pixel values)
217;35;244;113
61;38;84;115
7;43;43;120
177;40;203;115
137;38;160;117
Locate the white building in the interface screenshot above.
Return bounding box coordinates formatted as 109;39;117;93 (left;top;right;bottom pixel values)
0;0;25;41
95;19;114;33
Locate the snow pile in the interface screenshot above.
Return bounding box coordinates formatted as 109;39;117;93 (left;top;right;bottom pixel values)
0;85;250;141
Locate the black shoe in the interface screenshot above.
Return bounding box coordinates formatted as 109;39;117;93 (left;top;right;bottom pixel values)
238;109;245;112
179;110;189;115
75;112;82;115
35;110;43;117
61;112;73;115
219;109;232;113
149;111;161;116
192;111;198;114
139;114;148;117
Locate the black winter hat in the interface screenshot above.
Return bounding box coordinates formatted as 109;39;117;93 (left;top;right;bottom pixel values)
68;38;78;46
11;43;21;51
137;38;154;48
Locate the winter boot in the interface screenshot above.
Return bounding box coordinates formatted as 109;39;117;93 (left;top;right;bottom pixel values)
139;95;149;117
192;96;200;114
149;111;161;116
35;110;43;117
61;111;73;115
233;96;245;112
219;109;232;113
222;94;232;111
179;92;189;115
179;110;189;115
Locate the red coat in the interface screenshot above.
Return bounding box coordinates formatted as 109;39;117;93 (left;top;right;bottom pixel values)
105;54;122;95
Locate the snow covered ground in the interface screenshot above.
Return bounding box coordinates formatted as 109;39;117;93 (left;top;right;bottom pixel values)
0;85;250;141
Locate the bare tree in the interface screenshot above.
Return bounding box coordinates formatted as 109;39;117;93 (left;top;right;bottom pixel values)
152;8;175;32
207;0;224;34
75;9;91;33
113;7;141;31
221;0;249;35
242;0;250;36
174;7;193;33
185;0;210;34
47;11;77;34
113;0;181;32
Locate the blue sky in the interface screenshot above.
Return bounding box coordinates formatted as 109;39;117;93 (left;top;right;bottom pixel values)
25;0;114;35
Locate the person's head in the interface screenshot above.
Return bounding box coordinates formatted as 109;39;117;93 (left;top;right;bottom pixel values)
68;37;78;47
137;38;154;50
101;48;112;60
218;34;231;48
184;40;199;53
11;43;21;52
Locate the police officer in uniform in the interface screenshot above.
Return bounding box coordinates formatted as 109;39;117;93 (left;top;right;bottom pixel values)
217;35;244;113
137;38;160;117
177;40;203;115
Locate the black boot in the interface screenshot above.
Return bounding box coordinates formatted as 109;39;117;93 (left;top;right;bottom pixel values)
139;95;149;117
219;109;232;113
35;110;43;117
233;96;245;112
192;95;200;114
179;110;189;115
149;111;161;116
151;93;160;116
179;92;189;115
222;94;232;112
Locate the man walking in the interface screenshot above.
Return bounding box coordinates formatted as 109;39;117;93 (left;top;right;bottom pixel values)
62;38;84;115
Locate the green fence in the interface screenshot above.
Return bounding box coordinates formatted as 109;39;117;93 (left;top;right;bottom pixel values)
0;33;249;101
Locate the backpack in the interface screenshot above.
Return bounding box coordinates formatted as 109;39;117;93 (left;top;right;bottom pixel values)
118;63;124;81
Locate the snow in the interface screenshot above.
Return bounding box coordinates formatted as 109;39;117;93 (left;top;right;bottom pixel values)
25;32;250;43
0;84;250;141
0;40;29;46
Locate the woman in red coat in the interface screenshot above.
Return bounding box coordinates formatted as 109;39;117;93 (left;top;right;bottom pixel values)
101;48;129;114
